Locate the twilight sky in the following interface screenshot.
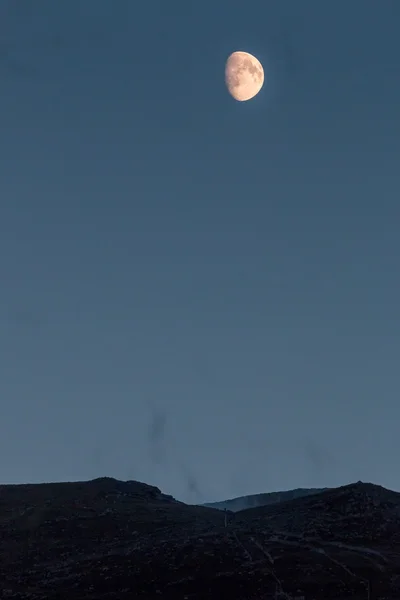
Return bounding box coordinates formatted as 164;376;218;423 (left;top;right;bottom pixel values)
1;0;400;504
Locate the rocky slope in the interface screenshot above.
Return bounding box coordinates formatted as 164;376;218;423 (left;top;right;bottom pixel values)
0;477;399;599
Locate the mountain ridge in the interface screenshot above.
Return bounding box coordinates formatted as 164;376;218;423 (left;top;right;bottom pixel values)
202;486;328;512
0;477;399;599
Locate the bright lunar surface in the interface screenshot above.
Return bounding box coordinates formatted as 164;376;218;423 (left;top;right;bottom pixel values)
225;51;264;102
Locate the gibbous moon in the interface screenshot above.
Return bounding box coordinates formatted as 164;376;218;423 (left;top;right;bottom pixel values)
225;51;264;102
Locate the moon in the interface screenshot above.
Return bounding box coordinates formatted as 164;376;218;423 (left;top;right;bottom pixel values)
225;51;264;102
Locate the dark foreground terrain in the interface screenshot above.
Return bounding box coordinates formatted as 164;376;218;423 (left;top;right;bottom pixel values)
0;478;399;599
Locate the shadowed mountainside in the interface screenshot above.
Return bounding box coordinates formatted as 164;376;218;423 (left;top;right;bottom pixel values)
202;486;328;512
0;477;400;599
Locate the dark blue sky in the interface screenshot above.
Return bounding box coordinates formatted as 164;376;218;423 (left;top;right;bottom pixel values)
1;0;400;503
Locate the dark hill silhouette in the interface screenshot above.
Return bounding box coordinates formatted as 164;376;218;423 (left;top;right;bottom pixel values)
0;477;399;599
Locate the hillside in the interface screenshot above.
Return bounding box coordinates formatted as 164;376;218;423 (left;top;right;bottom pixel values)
203;486;328;512
0;477;399;599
